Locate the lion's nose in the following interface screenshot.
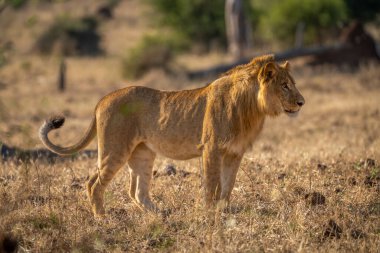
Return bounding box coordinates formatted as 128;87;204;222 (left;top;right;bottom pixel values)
297;100;304;107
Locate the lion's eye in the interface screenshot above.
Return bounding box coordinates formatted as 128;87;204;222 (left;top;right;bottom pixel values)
282;83;289;90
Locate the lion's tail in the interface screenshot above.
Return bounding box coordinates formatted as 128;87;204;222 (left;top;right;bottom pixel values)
39;115;96;156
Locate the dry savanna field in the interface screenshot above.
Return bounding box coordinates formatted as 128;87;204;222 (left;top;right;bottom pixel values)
1;1;380;252
0;58;379;252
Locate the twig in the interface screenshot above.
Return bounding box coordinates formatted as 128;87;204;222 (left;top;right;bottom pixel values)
32;160;42;191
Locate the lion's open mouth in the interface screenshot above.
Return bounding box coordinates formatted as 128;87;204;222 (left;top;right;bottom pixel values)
284;109;299;117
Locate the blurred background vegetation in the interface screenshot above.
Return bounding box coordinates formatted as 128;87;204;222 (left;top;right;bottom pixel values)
146;0;380;48
3;0;380;45
0;0;379;79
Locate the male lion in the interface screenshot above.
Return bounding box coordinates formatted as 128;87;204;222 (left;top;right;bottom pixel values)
39;54;305;216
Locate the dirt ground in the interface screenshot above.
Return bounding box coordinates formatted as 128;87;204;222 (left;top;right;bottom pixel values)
0;0;380;252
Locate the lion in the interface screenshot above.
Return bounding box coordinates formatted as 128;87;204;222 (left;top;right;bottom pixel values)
39;54;305;216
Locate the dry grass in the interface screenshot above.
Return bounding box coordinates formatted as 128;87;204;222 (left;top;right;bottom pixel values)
1;154;379;252
1;62;380;252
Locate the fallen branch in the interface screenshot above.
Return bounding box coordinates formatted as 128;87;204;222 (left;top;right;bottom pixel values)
186;44;345;79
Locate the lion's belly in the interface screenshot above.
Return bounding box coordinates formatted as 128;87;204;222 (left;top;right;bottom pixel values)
144;140;201;160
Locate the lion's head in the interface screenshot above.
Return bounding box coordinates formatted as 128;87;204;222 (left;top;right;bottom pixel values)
258;59;305;117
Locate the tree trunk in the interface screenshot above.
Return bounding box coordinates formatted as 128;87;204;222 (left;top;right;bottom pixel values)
225;0;251;59
58;59;66;92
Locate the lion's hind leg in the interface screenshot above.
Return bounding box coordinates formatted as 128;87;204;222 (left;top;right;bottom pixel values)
89;152;130;217
87;173;98;201
128;168;137;203
88;134;137;217
127;143;157;212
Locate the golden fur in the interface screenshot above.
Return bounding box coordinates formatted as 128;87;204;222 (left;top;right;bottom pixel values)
39;54;305;216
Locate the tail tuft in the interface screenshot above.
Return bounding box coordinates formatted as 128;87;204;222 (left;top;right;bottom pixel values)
47;115;65;129
39;114;95;156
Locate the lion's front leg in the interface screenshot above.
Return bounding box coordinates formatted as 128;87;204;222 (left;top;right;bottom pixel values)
202;146;222;207
219;152;243;207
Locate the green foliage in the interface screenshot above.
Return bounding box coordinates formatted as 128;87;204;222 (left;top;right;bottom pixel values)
146;0;355;48
106;0;121;8
146;223;175;249
5;0;64;9
5;0;27;9
121;34;186;79
29;213;61;230
259;0;347;46
0;47;6;68
25;15;39;28
145;0;226;47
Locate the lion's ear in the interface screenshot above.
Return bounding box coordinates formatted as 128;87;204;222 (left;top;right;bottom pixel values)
283;61;291;71
262;62;277;80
